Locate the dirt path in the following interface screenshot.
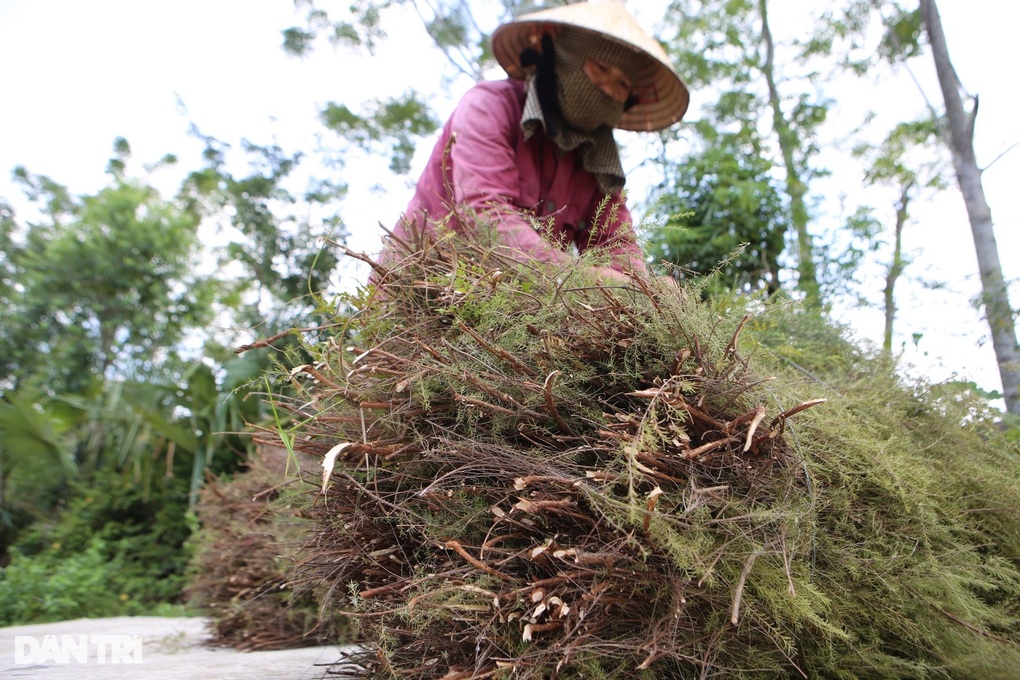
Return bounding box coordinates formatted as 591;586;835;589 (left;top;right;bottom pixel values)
1;616;348;679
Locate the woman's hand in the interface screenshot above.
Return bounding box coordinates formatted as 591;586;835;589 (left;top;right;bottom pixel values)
593;266;635;284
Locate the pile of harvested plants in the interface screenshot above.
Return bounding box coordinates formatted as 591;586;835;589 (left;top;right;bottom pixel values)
265;227;1020;678
185;446;330;651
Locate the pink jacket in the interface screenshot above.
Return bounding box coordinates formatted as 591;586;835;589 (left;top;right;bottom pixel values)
389;79;646;273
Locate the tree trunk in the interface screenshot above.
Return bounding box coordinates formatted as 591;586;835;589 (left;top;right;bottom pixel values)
920;0;1020;415
884;183;912;361
759;0;821;308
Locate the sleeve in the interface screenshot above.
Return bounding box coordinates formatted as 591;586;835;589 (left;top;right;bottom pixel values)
580;192;649;275
445;86;574;267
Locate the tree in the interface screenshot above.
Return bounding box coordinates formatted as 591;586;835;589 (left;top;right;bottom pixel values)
320;92;440;175
757;0;823;305
647;123;788;295
283;0;525;78
0;134;337;550
918;0;1019;415
852;117;947;360
658;0;831;306
0;387;76;556
825;0;1020;414
3;142;217;395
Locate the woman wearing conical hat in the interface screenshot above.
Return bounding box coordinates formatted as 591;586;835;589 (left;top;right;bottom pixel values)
385;1;689;281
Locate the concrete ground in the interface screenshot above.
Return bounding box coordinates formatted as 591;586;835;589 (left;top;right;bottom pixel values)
0;616;348;679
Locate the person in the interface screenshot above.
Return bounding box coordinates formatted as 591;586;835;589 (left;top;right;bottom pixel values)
380;0;689;282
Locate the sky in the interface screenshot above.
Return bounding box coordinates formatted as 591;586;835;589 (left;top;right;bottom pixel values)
1;0;1018;405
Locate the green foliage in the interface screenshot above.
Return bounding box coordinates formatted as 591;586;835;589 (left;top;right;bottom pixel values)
0;200;14;283
845;115;948;349
0;387;77;539
0;26;352;620
0;387;78;554
284;0;390;56
647;126;788;294
0;388;75;480
10;165;77;217
805;3;925;82
281;27;316;55
106;136;132;177
802;0;875;73
854;116;945;188
321;91;440;174
1001;412;1020;442
120;357;264;505
3;147;215;395
0;546;188;625
657;0;831;306
0;139;299;558
283;0;522;77
0;541;139;624
283;0;530;176
426;7;469;48
0;476;193;625
880;6;925;61
181;129;344;332
0;352;260;528
662;0;760;87
818;204;884;304
790;2;956;353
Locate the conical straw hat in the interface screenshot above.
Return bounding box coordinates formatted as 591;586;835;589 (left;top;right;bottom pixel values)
491;0;689;131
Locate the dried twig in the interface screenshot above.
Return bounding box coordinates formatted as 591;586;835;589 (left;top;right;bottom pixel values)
543;371;575;435
731;551;760;625
444;540;513;582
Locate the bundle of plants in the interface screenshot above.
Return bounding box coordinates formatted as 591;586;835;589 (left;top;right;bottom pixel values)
272;226;1020;678
185;446;330;651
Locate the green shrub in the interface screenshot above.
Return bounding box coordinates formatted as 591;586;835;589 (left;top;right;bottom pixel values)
1;475;193;624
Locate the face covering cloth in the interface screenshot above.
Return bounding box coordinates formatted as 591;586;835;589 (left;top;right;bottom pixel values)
521;27;643;195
